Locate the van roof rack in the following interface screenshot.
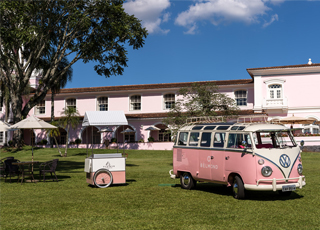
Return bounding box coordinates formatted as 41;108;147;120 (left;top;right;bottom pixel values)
185;116;225;125
237;115;270;123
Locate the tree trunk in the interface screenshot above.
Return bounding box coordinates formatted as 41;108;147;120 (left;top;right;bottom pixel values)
53;136;62;157
51;92;55;148
64;124;69;157
11;93;24;148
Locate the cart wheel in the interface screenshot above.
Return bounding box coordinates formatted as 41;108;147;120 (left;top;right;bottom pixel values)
93;169;113;188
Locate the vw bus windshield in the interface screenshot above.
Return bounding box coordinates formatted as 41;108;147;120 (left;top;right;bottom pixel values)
253;130;297;149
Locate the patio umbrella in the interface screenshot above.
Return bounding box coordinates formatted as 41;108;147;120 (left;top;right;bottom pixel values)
277;115;316;125
0;120;12;132
121;128;135;154
11;115;57;161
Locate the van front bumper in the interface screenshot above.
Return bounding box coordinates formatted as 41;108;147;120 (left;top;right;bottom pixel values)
244;176;306;191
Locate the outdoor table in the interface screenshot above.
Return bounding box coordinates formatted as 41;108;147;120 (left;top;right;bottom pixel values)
12;161;39;184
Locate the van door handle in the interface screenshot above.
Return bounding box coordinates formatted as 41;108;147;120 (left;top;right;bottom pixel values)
225;156;229;160
211;156;214;159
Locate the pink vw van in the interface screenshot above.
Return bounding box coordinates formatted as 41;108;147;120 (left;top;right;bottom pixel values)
169;122;306;199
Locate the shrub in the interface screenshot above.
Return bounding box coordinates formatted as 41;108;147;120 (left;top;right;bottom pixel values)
69;141;75;145
148;137;154;142
37;139;48;145
111;138;117;143
138;138;144;143
75;138;82;145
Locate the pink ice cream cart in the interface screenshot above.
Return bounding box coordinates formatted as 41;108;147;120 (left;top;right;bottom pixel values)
85;153;126;188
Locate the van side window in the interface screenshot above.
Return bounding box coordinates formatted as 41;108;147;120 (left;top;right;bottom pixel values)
227;133;245;148
227;133;252;148
214;133;225;148
200;132;211;147
178;132;188;146
189;132;199;146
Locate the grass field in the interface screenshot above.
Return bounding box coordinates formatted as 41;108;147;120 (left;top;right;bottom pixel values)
1;147;320;229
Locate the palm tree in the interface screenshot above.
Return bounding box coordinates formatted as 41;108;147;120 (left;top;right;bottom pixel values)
60;106;80;157
45;121;62;156
50;57;73;122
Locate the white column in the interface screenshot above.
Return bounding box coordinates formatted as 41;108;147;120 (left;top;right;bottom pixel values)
254;75;263;113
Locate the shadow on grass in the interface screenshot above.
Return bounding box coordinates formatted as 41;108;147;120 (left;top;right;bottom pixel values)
172;182;304;201
55;160;84;173
126;164;139;167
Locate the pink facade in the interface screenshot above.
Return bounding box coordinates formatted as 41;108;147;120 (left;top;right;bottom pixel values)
1;61;320;148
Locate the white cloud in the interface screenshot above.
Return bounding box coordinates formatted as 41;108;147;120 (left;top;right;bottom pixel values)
263;14;279;27
123;0;171;34
175;0;282;33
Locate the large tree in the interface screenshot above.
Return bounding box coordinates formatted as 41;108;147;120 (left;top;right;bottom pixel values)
0;0;147;144
163;82;239;137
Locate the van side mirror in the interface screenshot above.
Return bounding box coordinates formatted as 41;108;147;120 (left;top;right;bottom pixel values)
300;140;304;147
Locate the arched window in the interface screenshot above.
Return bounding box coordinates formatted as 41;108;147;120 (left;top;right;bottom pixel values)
66;98;76;109
164;94;175;109
130;95;141;111
234;90;247;106
268;84;282;99
97;97;108;111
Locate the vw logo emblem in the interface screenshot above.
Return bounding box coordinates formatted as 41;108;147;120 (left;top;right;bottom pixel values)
279;154;291;168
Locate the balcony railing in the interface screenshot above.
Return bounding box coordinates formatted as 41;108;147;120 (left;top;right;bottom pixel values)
263;98;288;110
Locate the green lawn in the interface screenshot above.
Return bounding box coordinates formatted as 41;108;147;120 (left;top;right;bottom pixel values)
1;147;320;229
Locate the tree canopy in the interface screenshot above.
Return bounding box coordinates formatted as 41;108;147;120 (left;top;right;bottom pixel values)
0;0;148;124
163;82;239;137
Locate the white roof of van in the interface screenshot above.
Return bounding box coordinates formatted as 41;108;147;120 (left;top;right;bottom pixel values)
178;123;289;132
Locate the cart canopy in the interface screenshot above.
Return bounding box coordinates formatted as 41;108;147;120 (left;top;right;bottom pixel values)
82;111;128;127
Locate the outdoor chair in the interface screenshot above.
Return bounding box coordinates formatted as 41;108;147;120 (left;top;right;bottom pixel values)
3;157;20;183
39;159;59;182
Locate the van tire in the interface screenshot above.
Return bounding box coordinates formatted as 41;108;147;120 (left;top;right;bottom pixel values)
180;172;196;190
232;175;245;199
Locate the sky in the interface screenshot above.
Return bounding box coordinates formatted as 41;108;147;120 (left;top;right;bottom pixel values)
65;0;320;89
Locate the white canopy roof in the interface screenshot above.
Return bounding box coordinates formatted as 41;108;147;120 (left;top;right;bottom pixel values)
82;111;128;127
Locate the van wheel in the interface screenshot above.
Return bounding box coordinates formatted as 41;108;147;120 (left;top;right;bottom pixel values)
180;172;196;190
232;176;245;199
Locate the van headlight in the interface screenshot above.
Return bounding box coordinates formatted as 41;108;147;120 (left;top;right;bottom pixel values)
297;164;303;175
261;166;273;177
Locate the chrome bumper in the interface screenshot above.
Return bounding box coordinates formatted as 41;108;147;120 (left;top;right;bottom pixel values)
244;176;306;191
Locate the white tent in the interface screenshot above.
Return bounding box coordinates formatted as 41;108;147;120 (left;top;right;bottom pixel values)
82;111;128;155
82;111;128;127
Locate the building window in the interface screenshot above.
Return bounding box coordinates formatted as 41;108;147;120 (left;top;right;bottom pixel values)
159;129;171;142
0;131;3;143
235;90;247;106
269;84;282;99
125;133;135;142
35;100;45;114
164;94;175;109
66;98;76;109
130;95;141;111
303;123;319;134
97;97;108;111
